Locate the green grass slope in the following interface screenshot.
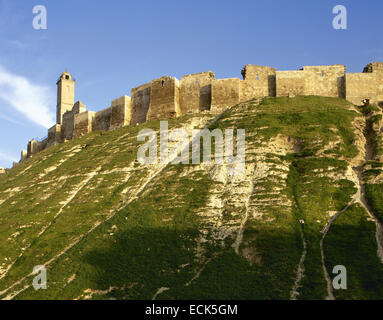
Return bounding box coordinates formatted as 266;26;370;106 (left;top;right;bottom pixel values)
0;96;382;300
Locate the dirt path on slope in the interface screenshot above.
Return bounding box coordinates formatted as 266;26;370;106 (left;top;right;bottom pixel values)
354;114;383;264
290;228;307;300
354;166;383;264
233;180;255;255
320;197;356;300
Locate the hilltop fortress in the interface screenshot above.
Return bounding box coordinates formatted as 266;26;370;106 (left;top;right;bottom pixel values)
19;62;383;163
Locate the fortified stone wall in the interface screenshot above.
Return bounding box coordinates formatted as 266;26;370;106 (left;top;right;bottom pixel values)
61;101;86;141
92;108;111;132
179;71;215;114
276;65;346;98
200;84;213;112
110;96;132;129
377;72;383;104
211;78;240;113
47;124;62;146
27;140;37;156
27;139;48;158
62;112;75;140
147;76;180;121
20;150;27;162
303;65;346;98
346;73;377;105
73;111;94;139
240;65;276;101
20;62;383;162
364;63;383;104
276;70;306;97
131;83;151;125
364;62;383;73
72;101;87;114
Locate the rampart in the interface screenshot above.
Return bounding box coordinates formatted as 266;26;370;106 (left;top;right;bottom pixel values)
345;62;383;105
180;71;215;114
240;65;276;101
73;111;94;139
346;73;377;105
276;70;305;97
147;76;180;121
20;62;383;162
211;78;240;113
92;107;112;132
110;96;131;129
130;83;151;125
276;65;346;98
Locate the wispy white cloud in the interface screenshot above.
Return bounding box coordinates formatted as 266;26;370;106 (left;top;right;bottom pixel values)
0;65;55;128
0;111;22;125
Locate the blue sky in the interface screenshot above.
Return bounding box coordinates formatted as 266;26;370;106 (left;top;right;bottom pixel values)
0;0;382;167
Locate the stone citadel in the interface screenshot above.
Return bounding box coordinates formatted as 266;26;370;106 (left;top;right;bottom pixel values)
18;62;383;163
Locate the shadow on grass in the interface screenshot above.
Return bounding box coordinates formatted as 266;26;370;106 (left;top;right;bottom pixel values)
324;204;383;300
79;226;302;300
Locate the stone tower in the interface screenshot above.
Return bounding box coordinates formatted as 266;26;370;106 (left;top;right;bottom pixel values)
56;71;75;124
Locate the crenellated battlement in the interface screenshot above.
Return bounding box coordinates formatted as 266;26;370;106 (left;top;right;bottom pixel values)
19;62;383;163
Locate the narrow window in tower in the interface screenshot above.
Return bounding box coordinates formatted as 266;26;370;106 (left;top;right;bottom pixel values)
256;75;259;80
321;72;324;77
65;75;69;80
161;80;165;87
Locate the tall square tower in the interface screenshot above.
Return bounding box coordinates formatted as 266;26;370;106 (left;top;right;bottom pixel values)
56;71;75;124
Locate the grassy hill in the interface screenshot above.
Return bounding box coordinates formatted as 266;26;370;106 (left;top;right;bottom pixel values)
0;96;383;300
